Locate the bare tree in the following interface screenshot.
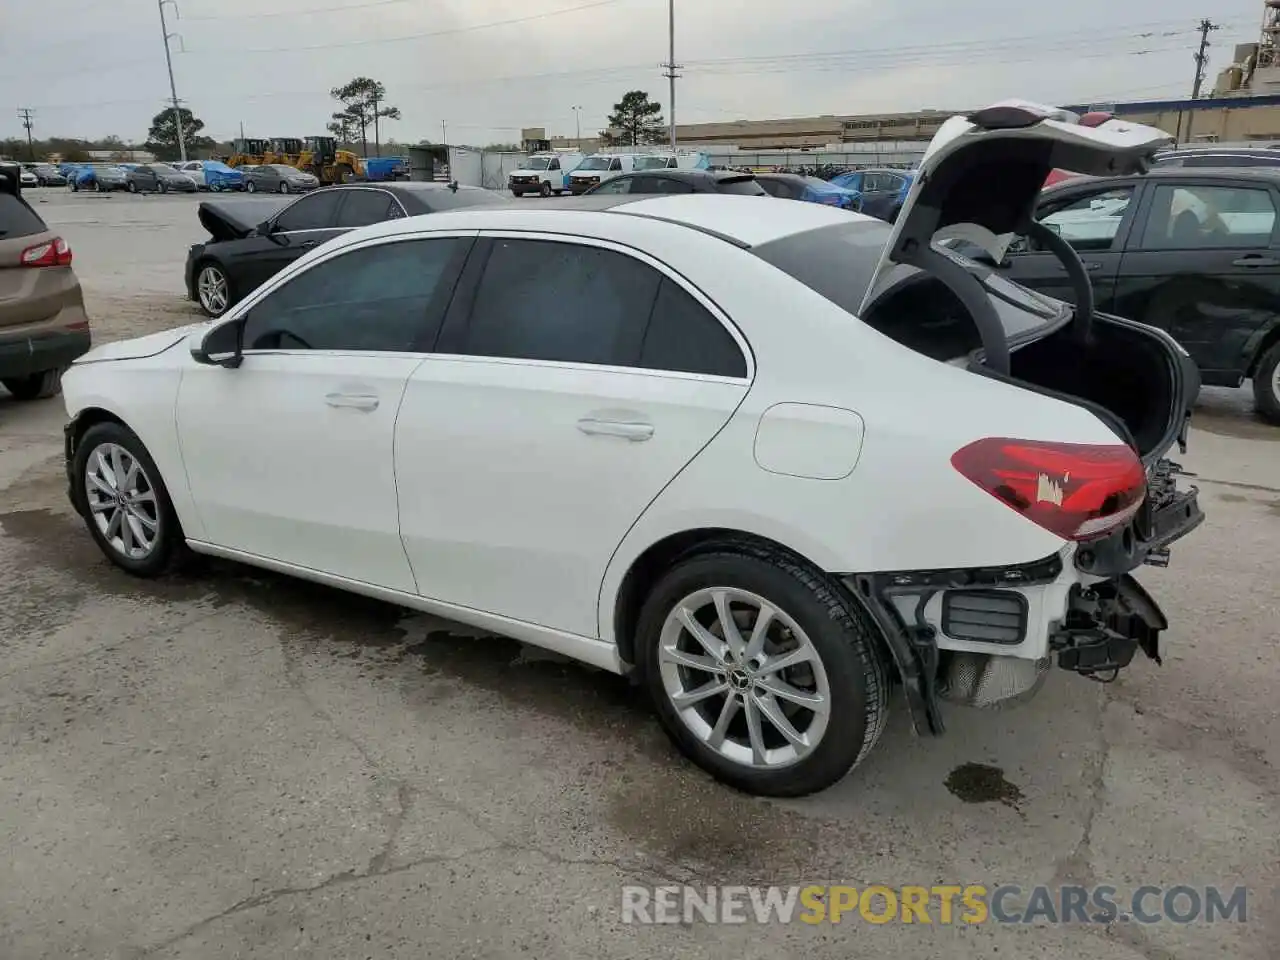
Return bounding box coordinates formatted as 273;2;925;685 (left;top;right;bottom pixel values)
330;77;401;157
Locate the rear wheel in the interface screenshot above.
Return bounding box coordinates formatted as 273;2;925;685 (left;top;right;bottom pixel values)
158;181;167;194
2;368;64;401
338;164;355;184
71;422;185;578
246;180;257;194
1253;340;1280;425
636;546;889;797
278;181;290;194
128;181;137;194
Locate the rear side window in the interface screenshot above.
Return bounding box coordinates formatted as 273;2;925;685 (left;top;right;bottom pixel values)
640;279;746;377
1138;183;1277;249
717;177;768;196
0;194;48;240
461;239;660;366
752;219;895;315
336;189;399;227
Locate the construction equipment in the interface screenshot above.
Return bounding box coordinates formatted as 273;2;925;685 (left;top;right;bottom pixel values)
267;137;304;165
225;138;267;168
299;136;362;184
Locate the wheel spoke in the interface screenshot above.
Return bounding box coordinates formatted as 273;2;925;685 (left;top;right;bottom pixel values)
707;696;740;749
713;590;745;657
125;513;149;550
109;446;125;489
104;507;123;541
743;698;767;765
88;473;114;497
120;511;135;552
659;645;719;673
752;692;808;749
127;506;157;532
743;605;775;660
756;676;826;713
755;645;815;677
93;449;116;488
122;458;139;493
677;607;726;661
671;679;729;708
89;498;115;514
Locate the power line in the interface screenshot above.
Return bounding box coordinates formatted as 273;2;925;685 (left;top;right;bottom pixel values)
181;0;625;21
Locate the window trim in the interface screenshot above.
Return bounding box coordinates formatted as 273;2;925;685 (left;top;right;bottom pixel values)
436;229;754;383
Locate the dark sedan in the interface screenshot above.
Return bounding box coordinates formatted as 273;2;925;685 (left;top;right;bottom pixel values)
31;164;67;187
125;163;198;194
583;169;769;196
185;182;507;317
753;172;860;210
242;164;320;195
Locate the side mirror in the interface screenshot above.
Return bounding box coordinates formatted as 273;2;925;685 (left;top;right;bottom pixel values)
189;319;244;368
257;220;289;245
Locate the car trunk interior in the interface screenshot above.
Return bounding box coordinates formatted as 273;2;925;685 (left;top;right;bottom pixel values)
861;275;1183;461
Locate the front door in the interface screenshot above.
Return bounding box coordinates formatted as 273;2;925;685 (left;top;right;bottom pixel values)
395;234;751;638
177;233;473;591
1004;182;1140;309
237;189;346;292
1112;178;1280;383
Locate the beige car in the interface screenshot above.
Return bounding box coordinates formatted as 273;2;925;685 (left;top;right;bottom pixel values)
0;162;90;400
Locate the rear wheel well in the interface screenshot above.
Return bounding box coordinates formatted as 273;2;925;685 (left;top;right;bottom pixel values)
613;528;845;669
1247;324;1280;378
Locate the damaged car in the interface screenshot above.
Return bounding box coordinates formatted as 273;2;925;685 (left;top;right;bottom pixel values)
61;102;1202;797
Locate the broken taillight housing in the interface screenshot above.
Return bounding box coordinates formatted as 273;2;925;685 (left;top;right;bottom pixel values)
951;437;1146;541
20;236;72;268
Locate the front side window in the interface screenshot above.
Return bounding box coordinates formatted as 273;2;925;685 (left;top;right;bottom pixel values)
273;192;343;232
1034;186;1134;251
461;239;660;366
1138;183;1277;249
239;238;468;352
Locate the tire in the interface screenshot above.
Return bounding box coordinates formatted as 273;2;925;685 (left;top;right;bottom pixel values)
338;164;355;184
278;181;290;194
70;181;78;192
158;181;167;194
539;181;552;198
635;545;889;797
2;367;64;401
95;182;104;193
71;422;185;578
246;180;257;193
1252;340;1280;425
194;260;234;318
128;181;137;193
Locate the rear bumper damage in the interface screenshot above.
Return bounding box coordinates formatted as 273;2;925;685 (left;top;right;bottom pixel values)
842;462;1203;736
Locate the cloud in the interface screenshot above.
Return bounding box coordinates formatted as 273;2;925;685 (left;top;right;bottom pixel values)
1;0;1263;145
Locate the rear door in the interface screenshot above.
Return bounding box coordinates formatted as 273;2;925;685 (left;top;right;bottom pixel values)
394;233;752;637
333;187;404;228
1004;180;1142;308
1112;176;1280;384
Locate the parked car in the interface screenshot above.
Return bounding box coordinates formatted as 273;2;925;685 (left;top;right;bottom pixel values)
62;102;1204;797
201;160;244;192
18;166;38;189
582;169;769;196
71;165;129;192
241;164;319;194
753;172;861;210
174;160;208;189
125;163;198;194
980;166;1280;423
186;182;506;317
0;162;90;399
30;163;67;187
828;168;915;222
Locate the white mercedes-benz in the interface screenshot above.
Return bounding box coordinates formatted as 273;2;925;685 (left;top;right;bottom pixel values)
60;102;1203;796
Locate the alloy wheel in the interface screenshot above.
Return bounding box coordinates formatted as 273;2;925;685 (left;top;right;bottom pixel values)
1271;361;1280;408
197;265;229;315
84;442;161;561
657;587;831;770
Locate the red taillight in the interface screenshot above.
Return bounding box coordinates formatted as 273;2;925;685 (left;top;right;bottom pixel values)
1078;111;1114;128
951;437;1146;541
21;236;72;268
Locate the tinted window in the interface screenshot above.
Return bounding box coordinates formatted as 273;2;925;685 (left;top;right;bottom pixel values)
609;158;623;171
549;158;561;171
400;186;507;213
1183;155;1275;167
632;176;694;194
240;238;467;352
717;178;768;196
1034;186;1134;251
0;194;48;239
336;189;397;227
640;279;746;377
589;177;632;195
461;239;659;366
274;192;342;231
756;179;791;199
1138;183;1277;249
753;218;896;315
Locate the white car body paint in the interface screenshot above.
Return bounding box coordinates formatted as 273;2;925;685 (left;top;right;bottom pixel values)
752;403;865;481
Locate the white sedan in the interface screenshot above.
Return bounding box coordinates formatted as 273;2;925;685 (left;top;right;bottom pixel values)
175;160;207;190
59;102;1203;796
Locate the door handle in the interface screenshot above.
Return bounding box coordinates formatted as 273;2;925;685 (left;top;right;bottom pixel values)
325;392;379;411
577;417;654;441
1231;255;1279;267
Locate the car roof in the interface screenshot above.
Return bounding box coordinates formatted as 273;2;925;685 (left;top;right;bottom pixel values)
331;192;873;249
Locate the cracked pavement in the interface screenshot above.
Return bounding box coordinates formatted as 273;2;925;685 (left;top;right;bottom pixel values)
0;192;1277;958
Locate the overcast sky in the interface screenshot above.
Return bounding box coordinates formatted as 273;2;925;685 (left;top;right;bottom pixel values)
0;0;1266;146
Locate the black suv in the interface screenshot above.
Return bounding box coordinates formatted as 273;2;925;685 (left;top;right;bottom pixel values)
995;166;1280;423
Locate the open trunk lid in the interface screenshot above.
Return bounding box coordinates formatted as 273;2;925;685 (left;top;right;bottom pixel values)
197;198;289;242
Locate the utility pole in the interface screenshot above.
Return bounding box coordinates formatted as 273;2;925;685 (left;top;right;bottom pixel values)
571;105;582;145
372;95;381;157
441;121;448;145
18;108;35;161
661;0;681;147
157;0;187;162
1191;18;1220;99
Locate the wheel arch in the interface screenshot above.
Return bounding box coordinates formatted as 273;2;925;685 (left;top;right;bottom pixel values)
1245;317;1280;378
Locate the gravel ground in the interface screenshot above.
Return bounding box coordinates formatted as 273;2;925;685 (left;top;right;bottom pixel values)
0;189;1277;959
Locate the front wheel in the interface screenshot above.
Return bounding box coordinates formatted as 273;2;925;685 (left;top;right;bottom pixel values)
1252;340;1280;425
278;181;290;194
195;260;233;318
71;422;185;578
2;367;64;401
245;180;257;193
636;546;889;797
338;164;355;184
127;181;137;193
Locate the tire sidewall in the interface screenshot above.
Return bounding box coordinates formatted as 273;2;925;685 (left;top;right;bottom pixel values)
72;422;182;577
1254;342;1280;424
635;550;879;796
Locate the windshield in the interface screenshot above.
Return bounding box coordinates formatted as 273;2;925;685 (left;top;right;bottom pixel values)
577;157;611;171
634;156;673;170
523;157;551;170
752;220;1066;347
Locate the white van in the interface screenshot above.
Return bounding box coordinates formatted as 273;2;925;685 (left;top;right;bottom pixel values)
631;150;710;172
508;151;584;197
567;153;638;194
